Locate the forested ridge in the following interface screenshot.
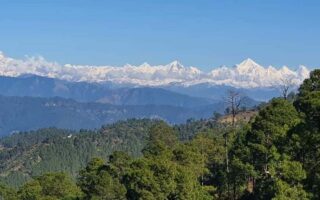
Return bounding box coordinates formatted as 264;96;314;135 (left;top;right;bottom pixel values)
0;70;319;199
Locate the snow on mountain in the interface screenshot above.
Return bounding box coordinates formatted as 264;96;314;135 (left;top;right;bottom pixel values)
0;51;311;88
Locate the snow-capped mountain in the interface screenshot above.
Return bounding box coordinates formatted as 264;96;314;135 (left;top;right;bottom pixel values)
0;51;310;88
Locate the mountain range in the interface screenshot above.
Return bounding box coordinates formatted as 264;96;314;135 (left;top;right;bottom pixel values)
0;52;310;88
0;51;311;135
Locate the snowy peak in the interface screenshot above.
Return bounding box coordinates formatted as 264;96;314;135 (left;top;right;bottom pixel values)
238;58;260;67
168;60;184;71
139;62;151;68
297;65;309;78
279;66;295;78
0;51;312;88
236;58;264;73
169;60;182;66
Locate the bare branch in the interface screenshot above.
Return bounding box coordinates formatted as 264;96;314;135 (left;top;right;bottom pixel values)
279;76;295;99
224;89;244;126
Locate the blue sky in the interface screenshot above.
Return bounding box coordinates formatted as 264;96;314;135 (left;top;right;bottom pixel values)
0;0;319;70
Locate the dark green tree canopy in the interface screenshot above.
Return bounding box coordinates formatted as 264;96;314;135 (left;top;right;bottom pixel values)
294;69;320;128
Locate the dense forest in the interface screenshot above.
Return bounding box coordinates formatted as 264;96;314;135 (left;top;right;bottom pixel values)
0;69;319;199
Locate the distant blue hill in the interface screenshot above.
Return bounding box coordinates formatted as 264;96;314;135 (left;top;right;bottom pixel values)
0;95;224;136
0;75;261;135
0;75;214;107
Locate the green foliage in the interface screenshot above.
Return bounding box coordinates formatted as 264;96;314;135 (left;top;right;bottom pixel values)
124;125;215;200
75;125;217;200
245;98;300;170
78;158;126;200
292;69;320;199
173;119;217;141
278;159;306;183
18;172;81;200
228;98;308;199
142;122;178;157
0;183;17;200
272;180;308;200
294;69;320;127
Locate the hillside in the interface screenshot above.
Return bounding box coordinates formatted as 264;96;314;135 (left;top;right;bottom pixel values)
0;119;214;187
0;120;154;187
0;75;213;107
0;95;223;136
96;87;213;107
217;110;258;124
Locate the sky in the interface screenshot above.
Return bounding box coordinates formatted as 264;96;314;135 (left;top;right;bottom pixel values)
0;0;319;70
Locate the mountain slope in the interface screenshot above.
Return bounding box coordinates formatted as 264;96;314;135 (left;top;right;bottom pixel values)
164;84;282;101
0;120;159;187
0;75;213;107
0;119;215;187
0;95;221;135
96;87;213;106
